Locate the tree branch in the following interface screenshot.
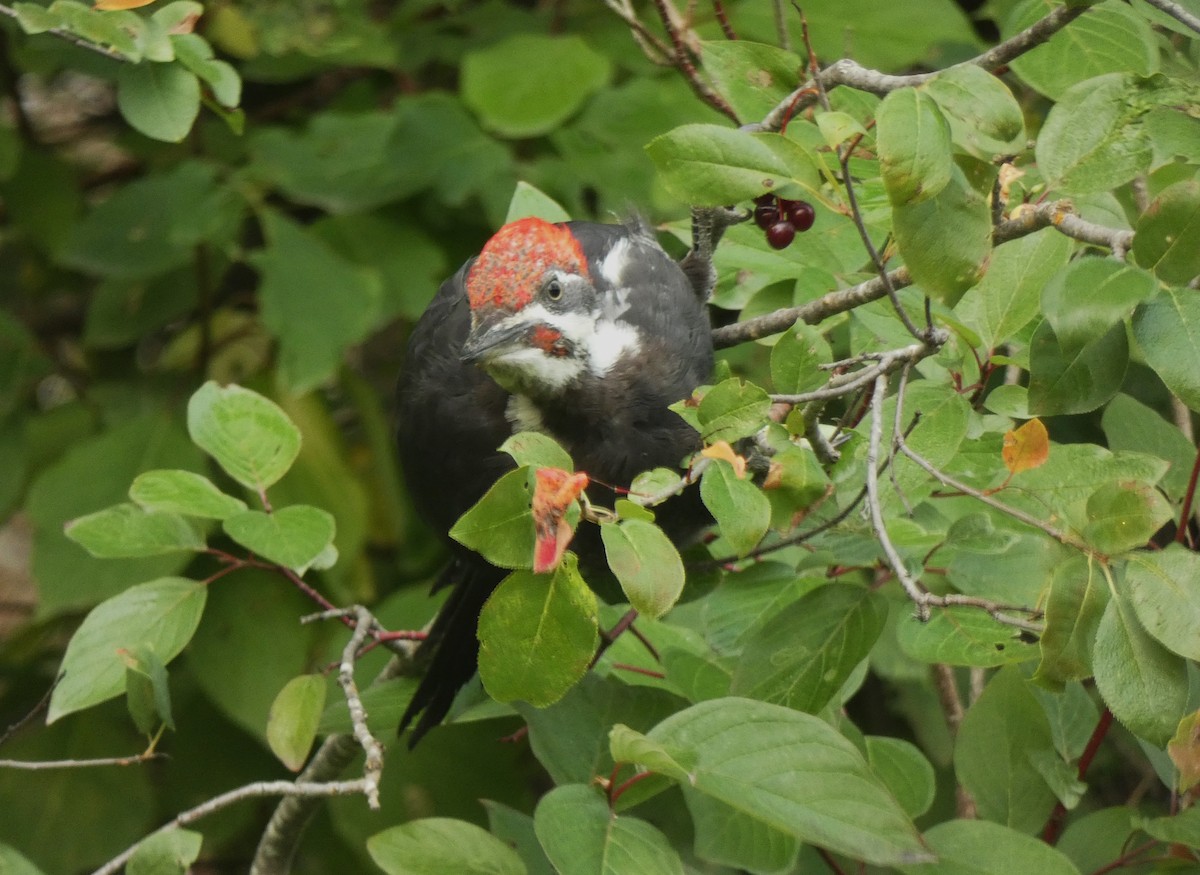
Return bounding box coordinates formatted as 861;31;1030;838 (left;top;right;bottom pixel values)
1138;0;1200;34
749;4;1092;132
994;199;1135;257
712;267;910;348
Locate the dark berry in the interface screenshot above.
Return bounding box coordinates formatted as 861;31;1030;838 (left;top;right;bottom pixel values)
780;199;815;232
765;220;795;250
753;193;774;206
754;201;780;230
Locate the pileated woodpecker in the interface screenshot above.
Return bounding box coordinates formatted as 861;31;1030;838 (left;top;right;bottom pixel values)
396;215;722;744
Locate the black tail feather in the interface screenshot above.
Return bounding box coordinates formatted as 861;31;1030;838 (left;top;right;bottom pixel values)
398;557;505;747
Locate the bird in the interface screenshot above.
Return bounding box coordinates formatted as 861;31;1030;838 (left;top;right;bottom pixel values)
395;212;732;745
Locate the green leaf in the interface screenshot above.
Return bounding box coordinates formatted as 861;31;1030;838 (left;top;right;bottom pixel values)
866;736;936;819
1035;73;1153;195
1135;807;1200;849
701;40;804;123
1081;481;1171;555
892;165;991;304
121;645;174;734
116;62;200;143
223;505;336;573
129;469;247;520
462;34;611;138
28;414;205;615
187;381;302;493
923;65;1025;158
450;467;536;570
266;674;327;772
1133;179;1200;286
60;161;242;280
254;211;384;393
601;519;685;619
1027;319;1128;416
65;503;204;558
700;460;771;558
770;323;832;395
484;801;555;875
477;555;597;707
171;33;241;108
1132;288;1200;412
1006;0;1158;99
127;829;203;875
697;378;772;444
534;785;682;875
1041;259;1157;355
955;667;1059;833
501;432;573;471
876;87;953;206
1093;591;1188;746
518;675;683;785
1102;394;1196;502
897;607;1038;667
48;578;207;723
897;819;1082;875
1125;546;1200;662
684;791;800;874
610;698;930;865
730;584;887;713
13;2;64;33
368;818;525;875
1035;557;1109;688
504;181;571;225
955;229;1073;352
645;124;821;206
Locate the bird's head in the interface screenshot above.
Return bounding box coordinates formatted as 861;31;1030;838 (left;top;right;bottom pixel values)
462;217;633;398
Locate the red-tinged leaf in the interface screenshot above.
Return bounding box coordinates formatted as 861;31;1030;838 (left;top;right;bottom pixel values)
1002;418;1049;474
532;467;588;573
1169;710;1200;793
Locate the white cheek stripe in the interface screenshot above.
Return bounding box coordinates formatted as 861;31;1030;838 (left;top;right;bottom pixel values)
490;303;642;383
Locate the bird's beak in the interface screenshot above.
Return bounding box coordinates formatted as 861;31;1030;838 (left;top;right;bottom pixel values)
460;316;527;365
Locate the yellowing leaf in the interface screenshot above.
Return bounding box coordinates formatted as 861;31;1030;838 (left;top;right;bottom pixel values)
95;0;157;9
1003;418;1050;474
1169;710;1200;793
701;440;747;478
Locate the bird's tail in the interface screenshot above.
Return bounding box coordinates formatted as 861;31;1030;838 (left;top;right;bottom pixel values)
398;556;504;747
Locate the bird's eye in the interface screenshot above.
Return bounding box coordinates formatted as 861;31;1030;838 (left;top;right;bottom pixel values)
545;279;563;301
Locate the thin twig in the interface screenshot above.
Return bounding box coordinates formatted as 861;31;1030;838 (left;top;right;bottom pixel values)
1;751;164;770
838;134;927;342
865;374;929;612
994;200;1135;255
712;267;909;348
770;338;944;405
1132;0;1200;34
649;0;739;122
749;4;1091;132
93;778;377;875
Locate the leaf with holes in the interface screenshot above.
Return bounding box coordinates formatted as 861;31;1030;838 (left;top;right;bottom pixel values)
897;607;1037;667
450;467;537;570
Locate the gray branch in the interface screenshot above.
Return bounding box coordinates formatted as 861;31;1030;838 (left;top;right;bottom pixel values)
1139;0;1200;34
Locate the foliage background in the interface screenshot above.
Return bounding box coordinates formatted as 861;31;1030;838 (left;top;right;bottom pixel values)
0;0;1199;873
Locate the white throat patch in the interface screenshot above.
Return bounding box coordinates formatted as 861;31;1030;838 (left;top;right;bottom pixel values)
485;303;641;387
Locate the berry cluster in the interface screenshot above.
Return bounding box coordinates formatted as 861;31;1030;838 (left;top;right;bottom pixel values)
753;194;815;250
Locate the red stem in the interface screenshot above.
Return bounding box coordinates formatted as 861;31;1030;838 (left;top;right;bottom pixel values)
608;770;656;807
1042;708;1114;844
1175;445;1200;544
